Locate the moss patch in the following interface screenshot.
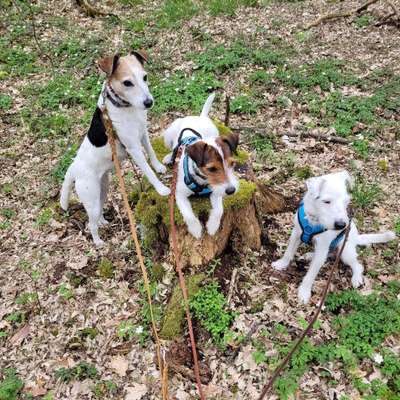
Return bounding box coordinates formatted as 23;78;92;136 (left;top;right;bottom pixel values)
152;136;170;162
136;179;257;247
160;273;205;339
97;258;114;279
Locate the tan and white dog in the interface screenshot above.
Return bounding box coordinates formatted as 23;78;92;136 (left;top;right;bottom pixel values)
272;171;396;304
163;94;239;239
60;53;169;246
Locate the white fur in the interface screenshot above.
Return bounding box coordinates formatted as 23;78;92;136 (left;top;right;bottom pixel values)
60;68;168;246
272;171;396;304
163;93;239;239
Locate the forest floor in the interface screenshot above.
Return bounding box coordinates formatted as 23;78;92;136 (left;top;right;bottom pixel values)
0;0;399;399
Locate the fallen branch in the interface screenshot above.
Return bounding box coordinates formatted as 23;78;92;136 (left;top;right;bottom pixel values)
305;0;379;29
231;126;350;144
75;0;117;18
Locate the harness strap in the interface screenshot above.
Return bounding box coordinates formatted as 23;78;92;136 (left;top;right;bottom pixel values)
105;84;131;108
171;128;212;196
298;202;346;250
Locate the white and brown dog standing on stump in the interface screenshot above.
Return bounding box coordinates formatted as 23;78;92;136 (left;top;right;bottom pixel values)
60;52;169;246
272;171;396;304
163;93;239;239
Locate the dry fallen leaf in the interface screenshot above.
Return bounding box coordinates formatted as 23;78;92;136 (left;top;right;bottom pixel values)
110;355;129;377
125;384;148;400
10;324;30;346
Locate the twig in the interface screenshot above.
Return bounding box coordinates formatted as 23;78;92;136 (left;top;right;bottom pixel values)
257;222;352;400
227;267;238;306
230;126;350;144
224;95;231;127
75;0;117;18
305;0;379;29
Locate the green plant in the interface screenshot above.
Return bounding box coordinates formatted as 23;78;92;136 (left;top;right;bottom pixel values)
97;258;114;279
15;292;38;306
0;369;24;400
93;380;118;398
55;362;98;383
117;320;135;341
151;71;222;114
354;14;374;28
395;218;400;235
52;144;78;184
0;94;12;110
58;284;74;300
231;95;259;114
205;0;258;16
35;208;53;226
352;138;370;159
156;0;198;28
190;282;234;345
351;178;382;209
5;311;26;326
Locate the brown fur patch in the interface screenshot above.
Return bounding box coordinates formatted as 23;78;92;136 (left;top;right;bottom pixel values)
186;142;228;185
111;54;144;81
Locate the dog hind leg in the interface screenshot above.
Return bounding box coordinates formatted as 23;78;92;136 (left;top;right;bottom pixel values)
75;178;104;247
60;167;74;210
340;245;364;288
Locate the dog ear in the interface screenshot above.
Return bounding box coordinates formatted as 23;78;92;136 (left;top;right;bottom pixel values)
306;177;326;199
186;141;209;167
131;49;148;65
98;54;120;76
217;133;239;157
338;170;354;190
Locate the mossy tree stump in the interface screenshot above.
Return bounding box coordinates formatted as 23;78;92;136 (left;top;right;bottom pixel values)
134;121;283;268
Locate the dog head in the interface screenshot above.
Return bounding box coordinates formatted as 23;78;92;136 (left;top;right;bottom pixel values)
303;170;353;230
97;51;153;110
186;133;239;196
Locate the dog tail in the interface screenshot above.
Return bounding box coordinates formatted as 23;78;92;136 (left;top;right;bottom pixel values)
357;231;396;246
60;167;74;211
200;93;216;117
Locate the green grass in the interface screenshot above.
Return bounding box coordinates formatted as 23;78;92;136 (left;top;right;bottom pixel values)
231;94;260;114
0;369;24;400
52;144;78;184
0;94;12;110
151;71;222;114
351;177;382;209
0;39;38;77
352;138;370;159
156;0;199;28
354;14;375;28
205;0;258;16
190;282;234;346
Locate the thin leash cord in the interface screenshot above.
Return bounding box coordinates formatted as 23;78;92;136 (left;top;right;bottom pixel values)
257;220;352;400
169;146;206;400
101;109;169;400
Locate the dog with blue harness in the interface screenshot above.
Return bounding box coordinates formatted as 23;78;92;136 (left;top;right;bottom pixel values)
162;93;240;239
272;171;396;304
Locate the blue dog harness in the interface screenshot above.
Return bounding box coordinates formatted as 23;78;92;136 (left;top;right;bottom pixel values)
297;202;345;251
172;128;212;196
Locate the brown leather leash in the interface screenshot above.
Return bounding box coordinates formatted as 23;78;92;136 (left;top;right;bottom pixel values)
101;108;169;399
257;220;352;400
169;146;206;400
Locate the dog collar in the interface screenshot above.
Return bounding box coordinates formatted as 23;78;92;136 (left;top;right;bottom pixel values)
105;84;131;108
297;202;345;250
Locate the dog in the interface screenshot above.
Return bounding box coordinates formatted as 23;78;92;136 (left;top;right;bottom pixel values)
60;52;169;246
272;170;396;304
163;93;239;239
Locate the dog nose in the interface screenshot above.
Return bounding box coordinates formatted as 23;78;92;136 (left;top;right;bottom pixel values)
225;186;236;195
143;98;153;109
334;220;347;230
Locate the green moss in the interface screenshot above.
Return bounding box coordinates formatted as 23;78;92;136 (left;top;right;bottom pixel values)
213;118;232;136
160;273;205;339
136;179;256;246
150;263;165;282
151;136;170;162
97;258;114;279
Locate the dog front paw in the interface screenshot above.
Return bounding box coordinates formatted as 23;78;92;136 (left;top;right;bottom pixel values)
298;284;312;304
206;218;220;236
272;259;290;271
163;153;172;165
188;219;203;239
156;185;171;196
99;216;109;226
351;273;364;288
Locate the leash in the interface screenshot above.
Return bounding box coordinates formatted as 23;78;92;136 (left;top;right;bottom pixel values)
169;146;206;400
101;108;169;399
257;220;352;400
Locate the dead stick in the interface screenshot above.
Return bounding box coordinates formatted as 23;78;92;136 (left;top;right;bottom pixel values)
224;95;231;127
305;0;379;29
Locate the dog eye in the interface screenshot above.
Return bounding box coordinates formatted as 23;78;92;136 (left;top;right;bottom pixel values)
207;166;218;173
123;80;134;87
324;200;331;204
143;75;147;82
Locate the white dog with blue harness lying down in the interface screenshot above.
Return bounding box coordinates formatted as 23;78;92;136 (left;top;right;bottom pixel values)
163;93;239;239
272;170;396;304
